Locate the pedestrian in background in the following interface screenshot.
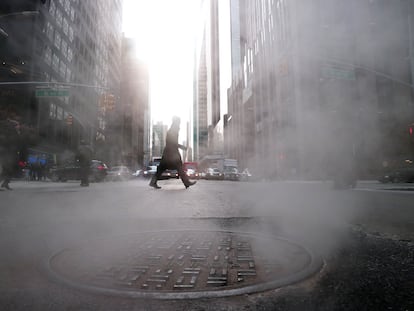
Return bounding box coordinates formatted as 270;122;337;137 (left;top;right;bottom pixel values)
150;116;196;189
0;115;21;190
76;140;93;187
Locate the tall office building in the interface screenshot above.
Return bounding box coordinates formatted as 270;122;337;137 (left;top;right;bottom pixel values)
193;0;221;161
117;37;149;169
0;0;123;163
152;122;167;159
227;0;414;179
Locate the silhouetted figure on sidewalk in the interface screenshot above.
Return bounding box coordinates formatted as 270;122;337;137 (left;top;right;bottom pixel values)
76;140;93;187
0;117;21;190
150;116;196;189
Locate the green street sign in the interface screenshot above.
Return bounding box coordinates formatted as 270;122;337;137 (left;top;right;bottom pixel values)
35;89;70;97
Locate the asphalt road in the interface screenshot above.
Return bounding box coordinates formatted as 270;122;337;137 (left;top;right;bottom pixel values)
0;179;413;310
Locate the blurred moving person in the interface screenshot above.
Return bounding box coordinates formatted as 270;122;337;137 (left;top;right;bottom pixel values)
76;140;93;187
150;116;196;189
0;116;21;190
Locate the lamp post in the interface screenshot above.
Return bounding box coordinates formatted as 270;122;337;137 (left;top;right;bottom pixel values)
0;11;39;38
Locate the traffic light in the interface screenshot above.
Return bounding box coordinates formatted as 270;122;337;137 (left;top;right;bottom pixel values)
409;125;413;136
66;114;73;125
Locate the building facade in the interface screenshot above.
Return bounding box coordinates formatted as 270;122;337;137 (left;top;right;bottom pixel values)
151;121;167;160
112;37;150;169
193;0;221;161
0;0;123;165
227;0;414;179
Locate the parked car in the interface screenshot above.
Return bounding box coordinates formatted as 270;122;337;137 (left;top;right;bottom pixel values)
378;167;414;183
50;160;108;182
223;167;240;181
142;165;158;178
141;166;178;180
239;168;252;181
161;169;179;179
204;168;223;180
132;169;143;178
106;166;133;181
186;168;199;179
183;162;199;178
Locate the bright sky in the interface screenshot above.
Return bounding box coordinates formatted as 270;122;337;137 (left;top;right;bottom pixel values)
122;0;201;125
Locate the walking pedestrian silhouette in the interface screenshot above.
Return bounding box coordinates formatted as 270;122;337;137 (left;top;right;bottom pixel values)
150;116;196;189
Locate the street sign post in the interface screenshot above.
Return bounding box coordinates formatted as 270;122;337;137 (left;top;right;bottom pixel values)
35;89;70;97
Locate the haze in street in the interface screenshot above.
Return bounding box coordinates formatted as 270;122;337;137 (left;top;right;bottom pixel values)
122;0;200;124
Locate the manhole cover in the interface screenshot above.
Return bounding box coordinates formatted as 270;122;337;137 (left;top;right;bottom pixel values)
46;230;322;299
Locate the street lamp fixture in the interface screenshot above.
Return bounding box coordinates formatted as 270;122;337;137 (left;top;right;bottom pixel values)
0;11;39;19
0;11;39;38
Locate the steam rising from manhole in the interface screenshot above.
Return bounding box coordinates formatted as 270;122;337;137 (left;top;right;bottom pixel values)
45;230;323;299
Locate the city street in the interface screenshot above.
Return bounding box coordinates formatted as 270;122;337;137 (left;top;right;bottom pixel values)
2;1;414;310
0;179;413;310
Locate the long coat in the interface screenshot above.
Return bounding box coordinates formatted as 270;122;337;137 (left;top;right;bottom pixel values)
0;119;20;176
161;125;183;168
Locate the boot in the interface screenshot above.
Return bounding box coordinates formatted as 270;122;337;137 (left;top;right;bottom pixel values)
185;180;196;189
149;177;161;189
1;182;12;190
150;182;161;189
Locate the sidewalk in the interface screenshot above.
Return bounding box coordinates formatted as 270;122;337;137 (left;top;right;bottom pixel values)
2;179;79;191
6;178;414;190
354;180;414;192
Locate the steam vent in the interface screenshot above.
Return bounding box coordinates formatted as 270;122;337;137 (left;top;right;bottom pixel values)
46;230;323;299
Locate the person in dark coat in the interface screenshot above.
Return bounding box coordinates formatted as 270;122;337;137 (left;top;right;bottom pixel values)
150;116;196;189
0;117;21;190
76;140;93;187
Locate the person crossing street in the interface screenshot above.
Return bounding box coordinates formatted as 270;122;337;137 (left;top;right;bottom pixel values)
150;116;196;189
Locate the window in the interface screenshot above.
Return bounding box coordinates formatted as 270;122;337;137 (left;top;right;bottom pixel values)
49;103;57;119
56;9;63;25
67;48;73;62
49;0;56;16
61;40;67;57
52;53;59;72
46;22;54;41
54;31;61;49
64;0;70;14
59;61;66;78
68;27;74;42
70;7;75;21
63;18;68;35
44;46;52;65
57;106;63;120
66;68;71;81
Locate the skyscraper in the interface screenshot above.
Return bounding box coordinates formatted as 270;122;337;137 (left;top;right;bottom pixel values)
0;0;123;163
228;0;414;179
193;0;221;161
117;37;150;169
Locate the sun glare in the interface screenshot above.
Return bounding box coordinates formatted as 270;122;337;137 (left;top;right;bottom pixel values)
122;0;199;125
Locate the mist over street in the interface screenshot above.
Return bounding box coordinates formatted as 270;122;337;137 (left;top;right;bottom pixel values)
0;179;413;310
